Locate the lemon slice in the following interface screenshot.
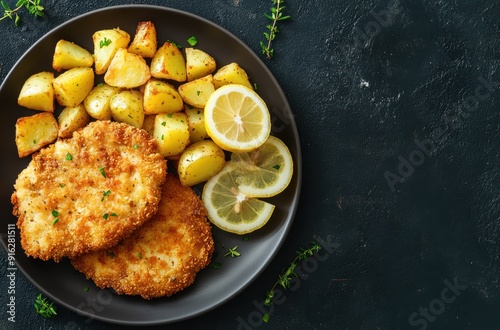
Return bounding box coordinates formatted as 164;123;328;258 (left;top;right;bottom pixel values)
230;136;293;197
204;84;271;152
202;163;275;234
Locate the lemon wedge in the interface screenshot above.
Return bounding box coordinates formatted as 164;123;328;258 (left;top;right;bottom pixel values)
204;84;271;152
202;163;275;234
230;135;293;197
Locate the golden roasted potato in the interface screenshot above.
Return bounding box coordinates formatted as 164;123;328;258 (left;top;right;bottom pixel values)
15;112;58;158
53;67;94;107
109;89;144;128
185;47;216;81
128;21;157;58
178;74;215;108
83;83;120;120
57;104;90;138
185;106;207;143
143;79;184;114
153;112;190;157
104;48;151;88
17;71;55;112
177;140;226;186
141;114;156;135
52;39;93;72
150;41;187;82
213;62;252;89
93;28;131;75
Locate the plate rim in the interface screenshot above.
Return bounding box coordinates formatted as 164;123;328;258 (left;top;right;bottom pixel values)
0;4;302;325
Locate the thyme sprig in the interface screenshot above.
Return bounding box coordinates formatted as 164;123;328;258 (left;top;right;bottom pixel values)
262;241;321;322
260;0;290;59
0;0;44;26
34;293;57;318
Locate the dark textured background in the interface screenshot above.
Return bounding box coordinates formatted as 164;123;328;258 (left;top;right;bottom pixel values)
1;0;500;329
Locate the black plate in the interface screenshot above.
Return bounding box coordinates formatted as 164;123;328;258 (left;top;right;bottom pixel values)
0;5;301;325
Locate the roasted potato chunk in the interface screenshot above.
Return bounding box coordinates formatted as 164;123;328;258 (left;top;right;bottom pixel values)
83;83;120;120
93;28;131;75
52;39;93;72
150;41;186;82
109;90;145;128
143;79;184;114
178;74;215;108
104;48;151;88
53;67;94;107
141;114;156;135
185;106;207;143
213;62;252;89
57;104;90;138
17;71;55;112
15;112;58;158
185;48;216;81
128;21;157;58
177;140;226;186
153;112;190;157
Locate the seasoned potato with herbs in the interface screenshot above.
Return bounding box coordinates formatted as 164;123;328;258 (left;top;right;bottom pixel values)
143;79;184;114
128;21;157;58
177;140;226;186
57;104;90;138
110;90;145;128
17;71;55;112
104;48;151;88
93;28;131;75
83;83;120;120
185;48;216;81
52;39;94;72
15;112;58;158
53;67;94;107
153;112;190;157
150;41;187;82
213;62;252;89
141;114;156;135
178;74;215;108
185;106;207;143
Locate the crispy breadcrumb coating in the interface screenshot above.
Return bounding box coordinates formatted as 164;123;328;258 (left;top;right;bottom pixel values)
71;174;214;299
11;120;167;262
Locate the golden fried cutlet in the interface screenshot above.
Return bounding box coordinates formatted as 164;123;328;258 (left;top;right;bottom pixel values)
11;120;167;262
70;174;214;299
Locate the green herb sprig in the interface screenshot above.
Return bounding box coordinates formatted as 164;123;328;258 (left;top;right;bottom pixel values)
260;0;290;59
262;241;321;322
34;293;57;318
224;246;241;258
1;0;44;26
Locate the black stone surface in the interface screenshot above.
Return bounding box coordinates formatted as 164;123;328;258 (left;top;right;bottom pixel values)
1;0;500;329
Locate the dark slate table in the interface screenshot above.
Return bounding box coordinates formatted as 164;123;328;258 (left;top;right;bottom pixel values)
2;0;500;329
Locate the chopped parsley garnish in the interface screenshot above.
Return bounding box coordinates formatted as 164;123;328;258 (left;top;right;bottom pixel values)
99;37;112;48
101;190;111;201
187;36;198;46
65;153;73;161
99;166;106;178
51;210;59;225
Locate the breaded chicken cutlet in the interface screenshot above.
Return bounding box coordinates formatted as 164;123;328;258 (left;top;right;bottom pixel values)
11;120;167;262
71;174;214;299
